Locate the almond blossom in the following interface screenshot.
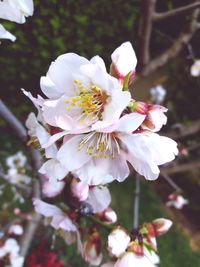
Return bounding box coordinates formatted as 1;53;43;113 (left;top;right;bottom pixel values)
190;59;200;77
34;53;131;134
150;85;167;104
57;113;178;185
166;193;189;209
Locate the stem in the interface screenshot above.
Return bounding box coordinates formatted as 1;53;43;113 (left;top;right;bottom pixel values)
88;215;114;231
133;174;140;229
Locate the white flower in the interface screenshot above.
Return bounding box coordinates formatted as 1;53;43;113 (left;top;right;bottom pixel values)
166;194;188;209
26;112;58;159
0;238;24;267
6;168;31;184
107;228;130;257
8;224;23;236
0;0;34;24
6;151;27;169
57;113;178;185
150;85;166;104
190;60;200;77
26;53;131;135
0;24;16;42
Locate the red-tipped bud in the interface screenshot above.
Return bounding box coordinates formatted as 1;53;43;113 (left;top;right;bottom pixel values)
97;208;117;224
152;218;173;237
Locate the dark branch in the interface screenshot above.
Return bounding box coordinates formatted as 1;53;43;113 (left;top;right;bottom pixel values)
133;174;140;229
161;160;200;175
137;0;156;72
141;7;200;76
0;99;43;261
153;2;200;21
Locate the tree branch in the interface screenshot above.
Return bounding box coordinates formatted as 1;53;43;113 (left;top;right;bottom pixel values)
161;173;183;193
163;119;200;140
137;0;156;72
0;99;43;262
141;6;200;76
153;2;200;21
161;160;200;175
133;174;140;229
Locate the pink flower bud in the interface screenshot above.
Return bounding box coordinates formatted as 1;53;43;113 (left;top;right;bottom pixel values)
142;105;167;132
108;227;130;257
83;231;102;266
97;208;117;224
152;218;173;237
111;42;137;87
70;178;89;202
8;224;23;236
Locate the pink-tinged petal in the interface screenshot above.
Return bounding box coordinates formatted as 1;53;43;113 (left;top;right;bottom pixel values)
42;179;65;198
86;186;111;213
71;178;89;202
152;218;173;236
116;113;145;133
75;155;129;185
52;216;77;232
143;133;178;165
42;131;68;148
47;53;89;96
102;90;131;122
101;262;115;267
57;135;91;171
115;252;155;267
33;199;62;217
90;56;107;72
111;42;137;76
39;159;68;181
40;76;63;99
120;134;160;180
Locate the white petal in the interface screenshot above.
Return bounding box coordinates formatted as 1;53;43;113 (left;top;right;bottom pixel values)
57;135;91;171
40;76;63;99
47;53;89;95
33;199;62;217
102;90;131;122
90;55;107;71
39;159;68;181
120;134;160;180
86;186;111;213
0;24;16;41
116;113;145;133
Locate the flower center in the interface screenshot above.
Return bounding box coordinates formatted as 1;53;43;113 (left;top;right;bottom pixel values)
78;132;120;159
65;80;107;123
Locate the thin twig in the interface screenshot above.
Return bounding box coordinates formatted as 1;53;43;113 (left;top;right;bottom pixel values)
0;99;43;262
161;173;182;193
153;2;200;21
142;6;200;75
133;174;140;229
161;160;200;175
137;0;156;72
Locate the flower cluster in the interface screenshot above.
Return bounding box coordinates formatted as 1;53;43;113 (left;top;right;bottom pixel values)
24;41;178;265
0;224;24;267
102;218;172;267
0;0;34;42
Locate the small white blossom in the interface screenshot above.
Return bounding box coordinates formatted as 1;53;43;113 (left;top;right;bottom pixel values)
150;85;166;104
190;60;200;77
108;228;130;257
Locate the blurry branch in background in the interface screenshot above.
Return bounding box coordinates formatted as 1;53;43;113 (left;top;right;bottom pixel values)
161;160;200;175
161;173;183;193
137;0;200;76
153;1;200;21
164;119;200;140
133;174;140;229
0;99;42;261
